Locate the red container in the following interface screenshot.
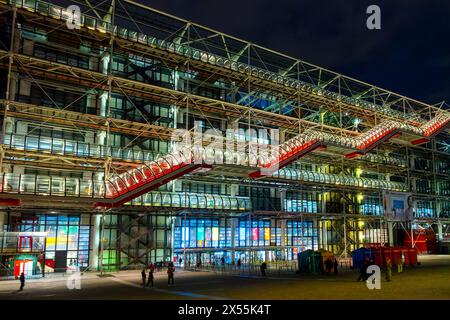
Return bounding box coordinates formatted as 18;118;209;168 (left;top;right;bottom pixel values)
403;247;418;266
371;247;384;268
383;247;393;267
391;248;402;266
403;229;436;254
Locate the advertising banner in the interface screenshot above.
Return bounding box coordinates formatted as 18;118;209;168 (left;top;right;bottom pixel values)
383;191;414;221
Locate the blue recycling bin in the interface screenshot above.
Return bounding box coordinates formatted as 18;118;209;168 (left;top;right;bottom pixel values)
351;247;373;270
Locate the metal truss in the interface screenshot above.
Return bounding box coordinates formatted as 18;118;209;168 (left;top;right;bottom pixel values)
0;0;448;227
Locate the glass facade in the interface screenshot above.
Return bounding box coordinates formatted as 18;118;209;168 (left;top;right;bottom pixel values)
35;215;89;270
173;217;318;261
0;0;448;275
174;217;232;250
285;221;318;260
1;214;90;276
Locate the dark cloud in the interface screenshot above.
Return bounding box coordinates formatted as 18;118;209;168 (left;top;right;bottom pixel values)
129;0;450;104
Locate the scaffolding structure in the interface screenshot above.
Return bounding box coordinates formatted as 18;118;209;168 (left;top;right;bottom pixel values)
0;0;449;272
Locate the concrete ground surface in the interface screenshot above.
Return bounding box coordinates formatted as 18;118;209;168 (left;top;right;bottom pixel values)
0;255;449;300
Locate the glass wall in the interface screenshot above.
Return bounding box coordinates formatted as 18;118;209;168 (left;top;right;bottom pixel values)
15;215;90;271
174;216;318;261
237;219;271;247
286;221;318;260
415;200;436;218
174;217;232;250
361;196;383;216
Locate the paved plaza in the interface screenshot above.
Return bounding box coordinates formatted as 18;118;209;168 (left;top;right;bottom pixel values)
0;255;449;300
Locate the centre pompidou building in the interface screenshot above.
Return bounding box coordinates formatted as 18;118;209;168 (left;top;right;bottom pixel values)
0;0;449;276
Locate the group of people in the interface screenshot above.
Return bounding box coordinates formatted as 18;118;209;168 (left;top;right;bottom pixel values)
141;262;175;288
324;257;339;275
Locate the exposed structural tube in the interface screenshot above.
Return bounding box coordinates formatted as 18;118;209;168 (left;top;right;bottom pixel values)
249;113;450;178
127;191;251;211
97;111;448;207
11;0;433;123
272;168;407;192
93;149;211;208
1;0;449;209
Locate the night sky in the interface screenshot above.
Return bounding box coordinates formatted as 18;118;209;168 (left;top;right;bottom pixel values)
136;0;450;106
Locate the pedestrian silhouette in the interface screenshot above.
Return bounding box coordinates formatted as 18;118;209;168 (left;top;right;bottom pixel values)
333;258;339;275
385;257;393;282
325;258;333;274
357;258;369;282
167;265;175;285
260;262;267;276
147;269;154;287
141;269;146;288
19;273;25;291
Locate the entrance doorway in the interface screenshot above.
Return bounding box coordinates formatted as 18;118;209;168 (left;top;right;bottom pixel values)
54;251;67;272
14;259;34;278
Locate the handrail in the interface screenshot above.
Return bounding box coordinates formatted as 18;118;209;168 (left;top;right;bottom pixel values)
128;191;251;211
0;172;251;209
273;167;407;192
3;133;159;162
250;115;450;177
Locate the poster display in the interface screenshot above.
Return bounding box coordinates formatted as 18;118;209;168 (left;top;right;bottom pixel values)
197;227;204;246
383;191;414;221
252;227;259;241
212;227;219;241
239;228;246;241
264;228;270;241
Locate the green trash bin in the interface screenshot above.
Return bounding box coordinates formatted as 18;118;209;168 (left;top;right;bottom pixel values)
297;250;322;274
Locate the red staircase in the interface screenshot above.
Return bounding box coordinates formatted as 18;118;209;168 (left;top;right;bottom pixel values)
249;135;325;179
345;121;400;158
94;151;210;208
411;112;450;145
251;112;450;178
0;111;447;208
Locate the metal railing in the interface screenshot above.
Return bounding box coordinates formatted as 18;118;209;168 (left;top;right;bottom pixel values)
3;133;159;162
274;167;408;192
0;172;252;209
184;261;298;276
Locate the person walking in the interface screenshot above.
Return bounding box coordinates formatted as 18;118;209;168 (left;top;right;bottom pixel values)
357;258;369;282
385;257;393;282
146;268;154;288
237;258;241;269
260;261;267;277
333;258;339;275
19;272;25;291
141;268;147;288
167;264;175;285
325;258;333;275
